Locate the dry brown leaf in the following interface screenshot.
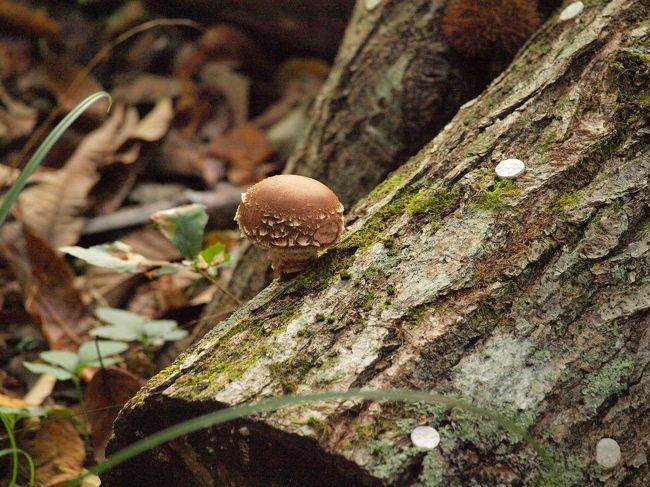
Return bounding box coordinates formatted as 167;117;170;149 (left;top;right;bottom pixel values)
17;55;105;115
0;392;30;407
130;97;174;141
201;64;249;125
86;368;143;461
22;418;85;485
0;83;37;145
127;273;189;319
0;39;32;79
0;0;62;42
23;374;57;406
208;122;273;170
15;100;172;247
111;74;183;105
158;130;224;185
0;224;94;350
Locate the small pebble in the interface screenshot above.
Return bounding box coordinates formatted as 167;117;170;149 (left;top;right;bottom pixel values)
410;426;440;449
559;1;584;21
495;158;526;179
596;438;621;469
366;0;382;10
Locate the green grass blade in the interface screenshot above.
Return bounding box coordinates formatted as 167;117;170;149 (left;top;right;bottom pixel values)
0;448;35;487
0;91;112;227
64;388;555;486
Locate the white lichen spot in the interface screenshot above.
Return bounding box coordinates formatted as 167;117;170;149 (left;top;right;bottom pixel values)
596;438;621;469
452;335;559;411
559;1;584;21
365;0;381;11
411;426;440;449
495;158;526;179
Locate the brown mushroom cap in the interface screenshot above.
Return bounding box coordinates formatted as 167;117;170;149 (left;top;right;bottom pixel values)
235;175;344;250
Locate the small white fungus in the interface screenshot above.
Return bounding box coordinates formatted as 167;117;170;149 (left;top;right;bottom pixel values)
410;426;440;449
365;0;382;10
559;1;584;21
596;438;621;469
495;158;526;179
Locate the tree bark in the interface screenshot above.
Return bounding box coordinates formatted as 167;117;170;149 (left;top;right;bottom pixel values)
201;0;499;319
107;1;650;486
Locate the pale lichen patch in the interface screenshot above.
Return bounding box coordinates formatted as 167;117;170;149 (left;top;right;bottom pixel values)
452;334;561;412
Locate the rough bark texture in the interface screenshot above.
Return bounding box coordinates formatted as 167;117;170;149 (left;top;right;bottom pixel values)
107;1;650;486
202;0;497;319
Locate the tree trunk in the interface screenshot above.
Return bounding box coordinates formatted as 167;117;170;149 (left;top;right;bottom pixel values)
201;0;503;319
106;1;650;486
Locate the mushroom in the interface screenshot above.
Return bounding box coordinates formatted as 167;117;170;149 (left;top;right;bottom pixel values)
234;175;344;276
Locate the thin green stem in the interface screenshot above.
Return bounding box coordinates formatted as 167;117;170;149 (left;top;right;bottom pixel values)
1;415;19;486
64;388;556;487
0;91;112;227
0;448;35;487
72;376;90;447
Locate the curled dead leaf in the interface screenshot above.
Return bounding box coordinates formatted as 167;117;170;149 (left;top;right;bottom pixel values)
0;224;94;350
86;367;143;461
21;418;85;486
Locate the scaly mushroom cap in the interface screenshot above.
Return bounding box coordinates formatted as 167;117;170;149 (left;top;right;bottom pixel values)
235;175;344;251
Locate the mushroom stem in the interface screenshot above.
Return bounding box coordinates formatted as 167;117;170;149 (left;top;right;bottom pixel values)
269;248;319;277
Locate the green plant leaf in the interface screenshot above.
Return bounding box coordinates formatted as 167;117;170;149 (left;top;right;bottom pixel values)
39;350;79;371
197;242;229;269
85;357;123;368
23;362;74;381
90;325;141;342
142;320;178;337
151;204;208;260
78;340;129;365
60;243;143;273
96;307;145;328
0;407;47;419
160;329;189;341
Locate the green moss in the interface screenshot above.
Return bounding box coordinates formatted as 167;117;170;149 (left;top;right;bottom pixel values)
581;356;634;413
339;269;352;280
473;178;519;212
613;38;650;123
535;445;584;487
305;416;330;439
338;181;424;251
407;186;457;227
269;353;318;393
367;440;421;480
360;291;377;312
367;173;407;202
464;133;496;157
417;451;444;487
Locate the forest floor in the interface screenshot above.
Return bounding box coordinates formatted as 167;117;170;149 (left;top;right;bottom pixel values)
0;1;341;484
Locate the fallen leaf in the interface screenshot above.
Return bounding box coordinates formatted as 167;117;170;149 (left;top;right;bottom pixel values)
130;97;174;141
177;24;265;77
17;55;105;115
0;0;62;42
201;63;249;125
85;367;143;461
15;100;172;247
0;39;32;79
157;130;225;185
208;122;273;170
111;74;183;105
0;83;37;145
23;373;57;406
0;392;30;407
0;224;94;350
22;418;85;485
